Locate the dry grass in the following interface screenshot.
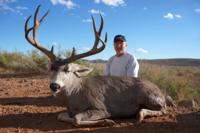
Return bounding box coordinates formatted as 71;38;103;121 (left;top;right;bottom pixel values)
0;51;199;101
139;62;200;101
0;50;47;72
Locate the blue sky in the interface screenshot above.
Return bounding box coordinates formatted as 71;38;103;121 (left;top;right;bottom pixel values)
0;0;200;60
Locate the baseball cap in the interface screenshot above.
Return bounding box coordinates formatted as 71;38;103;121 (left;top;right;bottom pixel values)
114;34;126;42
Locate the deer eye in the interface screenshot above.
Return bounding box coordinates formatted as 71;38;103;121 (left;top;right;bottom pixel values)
63;66;69;72
51;65;59;71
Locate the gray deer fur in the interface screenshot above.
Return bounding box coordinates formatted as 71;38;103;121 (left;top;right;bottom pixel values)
50;63;172;126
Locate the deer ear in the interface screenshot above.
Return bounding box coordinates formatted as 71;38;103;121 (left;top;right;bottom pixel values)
75;66;93;77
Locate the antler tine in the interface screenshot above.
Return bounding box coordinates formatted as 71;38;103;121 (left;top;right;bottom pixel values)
39;10;50;24
51;45;54;53
25;16;34;44
99;14;104;36
98;32;107;49
91;14;104;50
71;47;76;56
33;5;40;43
91;14;106;52
24;5;56;62
33;5;49;44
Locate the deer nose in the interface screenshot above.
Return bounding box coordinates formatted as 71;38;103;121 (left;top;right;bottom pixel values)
50;83;60;92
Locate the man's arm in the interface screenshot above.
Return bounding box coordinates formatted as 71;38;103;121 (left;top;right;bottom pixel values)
126;55;139;77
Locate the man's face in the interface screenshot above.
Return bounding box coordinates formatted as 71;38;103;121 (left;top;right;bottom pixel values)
114;40;126;56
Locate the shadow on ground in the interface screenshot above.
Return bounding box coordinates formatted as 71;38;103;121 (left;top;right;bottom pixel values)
0;96;66;107
0;110;200;133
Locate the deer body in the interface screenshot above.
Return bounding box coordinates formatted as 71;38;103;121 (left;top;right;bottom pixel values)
25;6;171;126
49;63;167;126
57;76;166;118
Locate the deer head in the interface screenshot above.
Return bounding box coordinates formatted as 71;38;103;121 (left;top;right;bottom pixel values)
25;5;107;94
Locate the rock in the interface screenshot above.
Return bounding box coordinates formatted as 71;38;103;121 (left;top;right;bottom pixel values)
166;95;176;107
178;100;196;108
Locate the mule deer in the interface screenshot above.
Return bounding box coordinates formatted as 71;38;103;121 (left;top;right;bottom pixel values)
25;5;174;126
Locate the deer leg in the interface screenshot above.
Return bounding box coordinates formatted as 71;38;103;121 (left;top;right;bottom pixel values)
73;110;115;126
138;108;166;122
57;112;73;123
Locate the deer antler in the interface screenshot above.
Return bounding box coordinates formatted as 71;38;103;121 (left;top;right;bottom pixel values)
24;5;56;62
55;14;107;66
25;5;107;65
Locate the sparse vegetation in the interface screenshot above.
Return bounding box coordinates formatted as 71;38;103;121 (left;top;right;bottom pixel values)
0;51;200;101
0;49;72;73
0;50;42;72
78;61;105;77
139;62;200;101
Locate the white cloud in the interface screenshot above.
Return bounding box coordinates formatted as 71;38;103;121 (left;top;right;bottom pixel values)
0;0;16;5
194;8;200;13
0;5;28;15
163;13;174;20
94;0;125;7
163;12;182;20
175;14;182;18
50;0;78;9
0;0;28;16
82;19;92;23
136;48;148;54
0;0;16;12
16;6;28;10
0;4;15;12
88;9;105;15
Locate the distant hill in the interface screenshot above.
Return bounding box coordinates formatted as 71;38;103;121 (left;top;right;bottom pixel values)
87;58;200;67
141;58;200;67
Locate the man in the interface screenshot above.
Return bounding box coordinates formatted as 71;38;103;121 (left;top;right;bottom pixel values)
105;34;139;77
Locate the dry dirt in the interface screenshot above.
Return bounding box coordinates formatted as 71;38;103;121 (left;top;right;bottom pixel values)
0;72;200;133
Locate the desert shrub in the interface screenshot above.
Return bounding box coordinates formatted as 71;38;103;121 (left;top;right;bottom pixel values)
0;49;74;73
139;62;200;101
28;50;49;67
0;51;39;72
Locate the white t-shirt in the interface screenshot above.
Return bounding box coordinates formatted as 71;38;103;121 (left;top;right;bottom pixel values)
104;52;139;77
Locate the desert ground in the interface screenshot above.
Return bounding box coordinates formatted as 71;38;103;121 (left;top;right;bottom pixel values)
0;72;200;133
